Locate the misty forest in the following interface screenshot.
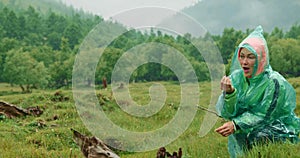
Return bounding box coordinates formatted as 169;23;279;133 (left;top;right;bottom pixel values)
1;5;300;92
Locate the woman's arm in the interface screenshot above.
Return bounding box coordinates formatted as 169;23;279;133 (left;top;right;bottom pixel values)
216;89;238;119
216;76;239;119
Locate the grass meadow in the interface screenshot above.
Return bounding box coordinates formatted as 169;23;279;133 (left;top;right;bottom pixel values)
0;78;299;158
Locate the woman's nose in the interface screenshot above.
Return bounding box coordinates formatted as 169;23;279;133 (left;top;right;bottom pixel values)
242;57;250;65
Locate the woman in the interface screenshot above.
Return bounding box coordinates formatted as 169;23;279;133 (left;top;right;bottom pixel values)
215;25;300;157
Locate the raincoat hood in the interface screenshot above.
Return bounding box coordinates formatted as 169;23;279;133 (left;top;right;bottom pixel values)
230;25;271;78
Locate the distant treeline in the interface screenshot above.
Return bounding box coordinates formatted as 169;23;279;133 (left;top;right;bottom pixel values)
0;6;300;92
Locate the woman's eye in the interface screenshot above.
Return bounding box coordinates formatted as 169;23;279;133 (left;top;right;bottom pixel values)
249;56;256;59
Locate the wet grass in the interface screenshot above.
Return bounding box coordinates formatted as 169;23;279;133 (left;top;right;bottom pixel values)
0;79;299;158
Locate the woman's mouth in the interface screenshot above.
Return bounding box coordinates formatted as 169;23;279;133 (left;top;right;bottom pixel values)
243;67;250;73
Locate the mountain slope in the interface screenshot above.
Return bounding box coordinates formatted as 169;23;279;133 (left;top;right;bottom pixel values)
180;0;300;34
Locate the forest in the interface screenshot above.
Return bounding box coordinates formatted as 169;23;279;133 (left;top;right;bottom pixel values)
0;5;300;92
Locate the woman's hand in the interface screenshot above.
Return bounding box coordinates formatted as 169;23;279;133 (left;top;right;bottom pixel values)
220;76;235;94
215;121;235;137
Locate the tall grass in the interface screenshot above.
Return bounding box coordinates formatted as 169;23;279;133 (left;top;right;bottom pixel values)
0;79;299;158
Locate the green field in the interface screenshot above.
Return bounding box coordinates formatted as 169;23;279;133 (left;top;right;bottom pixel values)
0;79;299;158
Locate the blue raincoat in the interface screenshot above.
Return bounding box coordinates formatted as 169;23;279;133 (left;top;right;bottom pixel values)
216;26;300;157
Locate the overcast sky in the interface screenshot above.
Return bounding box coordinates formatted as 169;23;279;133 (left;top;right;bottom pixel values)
61;0;199;20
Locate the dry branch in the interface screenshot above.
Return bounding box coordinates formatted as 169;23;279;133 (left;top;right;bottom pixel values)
0;100;43;118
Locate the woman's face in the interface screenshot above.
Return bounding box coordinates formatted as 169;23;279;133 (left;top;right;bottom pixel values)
238;48;256;78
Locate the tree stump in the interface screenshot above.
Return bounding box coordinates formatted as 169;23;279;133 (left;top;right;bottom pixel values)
71;128;120;158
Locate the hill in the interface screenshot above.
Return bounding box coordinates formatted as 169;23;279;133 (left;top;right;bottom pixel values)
179;0;300;35
0;0;95;17
3;0;299;36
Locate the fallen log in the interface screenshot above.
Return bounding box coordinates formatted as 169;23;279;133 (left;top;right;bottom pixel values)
71;128;120;158
71;128;183;158
0;100;43;118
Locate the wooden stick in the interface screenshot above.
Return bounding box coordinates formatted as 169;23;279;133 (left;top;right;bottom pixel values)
196;105;222;118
